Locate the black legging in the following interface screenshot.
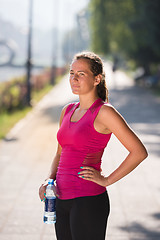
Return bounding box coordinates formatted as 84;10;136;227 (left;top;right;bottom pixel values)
55;191;110;240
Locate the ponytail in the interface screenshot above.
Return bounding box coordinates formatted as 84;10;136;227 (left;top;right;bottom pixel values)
97;72;108;102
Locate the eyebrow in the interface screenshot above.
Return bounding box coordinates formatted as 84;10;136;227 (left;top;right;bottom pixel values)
70;70;87;73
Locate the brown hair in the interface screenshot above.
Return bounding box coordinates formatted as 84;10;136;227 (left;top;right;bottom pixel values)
72;51;108;102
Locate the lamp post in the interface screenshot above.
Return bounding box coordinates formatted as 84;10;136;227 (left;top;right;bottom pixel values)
26;0;33;106
50;0;60;85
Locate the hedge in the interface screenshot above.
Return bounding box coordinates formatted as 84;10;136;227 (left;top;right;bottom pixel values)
0;67;66;113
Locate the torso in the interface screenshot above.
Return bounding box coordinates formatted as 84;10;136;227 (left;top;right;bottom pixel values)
56;98;112;200
71;105;112;135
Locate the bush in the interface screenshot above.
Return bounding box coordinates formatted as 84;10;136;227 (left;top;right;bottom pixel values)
0;77;26;112
0;67;66;113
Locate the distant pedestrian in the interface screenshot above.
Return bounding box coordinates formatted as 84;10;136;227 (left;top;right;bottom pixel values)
112;56;118;72
39;51;148;240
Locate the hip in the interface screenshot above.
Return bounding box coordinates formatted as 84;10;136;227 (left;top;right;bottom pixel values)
56;173;106;200
56;191;110;215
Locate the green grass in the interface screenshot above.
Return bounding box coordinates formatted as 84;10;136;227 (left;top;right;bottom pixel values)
0;84;54;139
32;84;53;105
0;107;31;139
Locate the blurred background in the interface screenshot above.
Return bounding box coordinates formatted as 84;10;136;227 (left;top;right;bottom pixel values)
0;1;160;240
0;0;160;138
0;0;90;137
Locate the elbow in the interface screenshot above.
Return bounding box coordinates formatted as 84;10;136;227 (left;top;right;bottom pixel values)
132;146;148;164
140;147;148;162
144;150;148;160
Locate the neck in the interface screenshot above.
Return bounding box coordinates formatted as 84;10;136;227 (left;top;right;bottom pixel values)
78;95;99;110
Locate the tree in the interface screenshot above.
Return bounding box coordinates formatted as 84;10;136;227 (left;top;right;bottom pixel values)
89;0;110;54
89;0;160;74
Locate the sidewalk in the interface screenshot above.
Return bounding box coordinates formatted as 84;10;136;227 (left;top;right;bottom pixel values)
0;63;160;240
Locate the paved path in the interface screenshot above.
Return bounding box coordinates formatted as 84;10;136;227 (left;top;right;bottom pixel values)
0;63;160;240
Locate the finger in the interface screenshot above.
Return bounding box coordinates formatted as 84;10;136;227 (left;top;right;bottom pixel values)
78;170;94;176
80;166;95;171
79;169;93;174
79;168;95;174
79;175;96;182
39;189;46;201
79;173;94;179
41;197;46;202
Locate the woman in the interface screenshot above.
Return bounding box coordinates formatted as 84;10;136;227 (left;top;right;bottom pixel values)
39;52;148;240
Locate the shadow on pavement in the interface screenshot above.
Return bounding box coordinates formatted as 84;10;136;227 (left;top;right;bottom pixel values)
109;86;160;158
42;104;64;123
109;86;160;125
3;137;18;142
119;212;160;240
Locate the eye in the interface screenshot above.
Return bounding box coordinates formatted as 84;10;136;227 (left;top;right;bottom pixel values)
79;72;84;76
70;72;74;75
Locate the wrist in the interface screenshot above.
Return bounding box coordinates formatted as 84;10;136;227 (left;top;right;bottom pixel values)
48;173;56;180
42;177;55;185
42;178;50;186
105;177;111;187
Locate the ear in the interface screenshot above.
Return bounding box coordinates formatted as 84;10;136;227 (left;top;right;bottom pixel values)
94;74;102;86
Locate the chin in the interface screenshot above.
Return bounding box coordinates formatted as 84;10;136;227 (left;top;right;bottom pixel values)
72;89;80;95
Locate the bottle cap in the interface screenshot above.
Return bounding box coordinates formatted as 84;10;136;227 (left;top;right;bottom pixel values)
48;179;54;185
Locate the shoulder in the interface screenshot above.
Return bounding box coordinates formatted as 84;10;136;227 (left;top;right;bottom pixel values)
59;102;77;125
62;102;77;114
61;103;72;113
99;103;119;117
98;102;126;126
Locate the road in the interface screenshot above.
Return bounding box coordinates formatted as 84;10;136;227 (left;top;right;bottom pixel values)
0;62;160;240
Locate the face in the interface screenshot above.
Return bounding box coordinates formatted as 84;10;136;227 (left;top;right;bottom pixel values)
69;59;100;96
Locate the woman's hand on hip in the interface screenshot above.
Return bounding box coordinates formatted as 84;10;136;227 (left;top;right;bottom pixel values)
78;166;109;187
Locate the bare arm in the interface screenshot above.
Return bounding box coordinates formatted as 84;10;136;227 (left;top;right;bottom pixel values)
104;105;148;186
39;104;69;200
47;144;61;180
79;105;148;187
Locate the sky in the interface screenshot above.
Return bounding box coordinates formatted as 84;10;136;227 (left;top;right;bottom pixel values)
0;0;90;31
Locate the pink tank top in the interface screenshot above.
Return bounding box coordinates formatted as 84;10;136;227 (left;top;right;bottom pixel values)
56;98;112;199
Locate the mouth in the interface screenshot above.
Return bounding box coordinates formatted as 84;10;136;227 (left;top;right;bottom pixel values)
72;85;80;88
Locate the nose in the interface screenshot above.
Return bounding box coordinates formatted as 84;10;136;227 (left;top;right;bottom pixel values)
71;73;78;81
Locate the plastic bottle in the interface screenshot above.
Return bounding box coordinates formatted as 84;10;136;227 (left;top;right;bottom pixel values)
43;179;56;224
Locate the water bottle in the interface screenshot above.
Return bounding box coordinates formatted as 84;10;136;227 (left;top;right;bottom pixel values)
43;179;56;224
